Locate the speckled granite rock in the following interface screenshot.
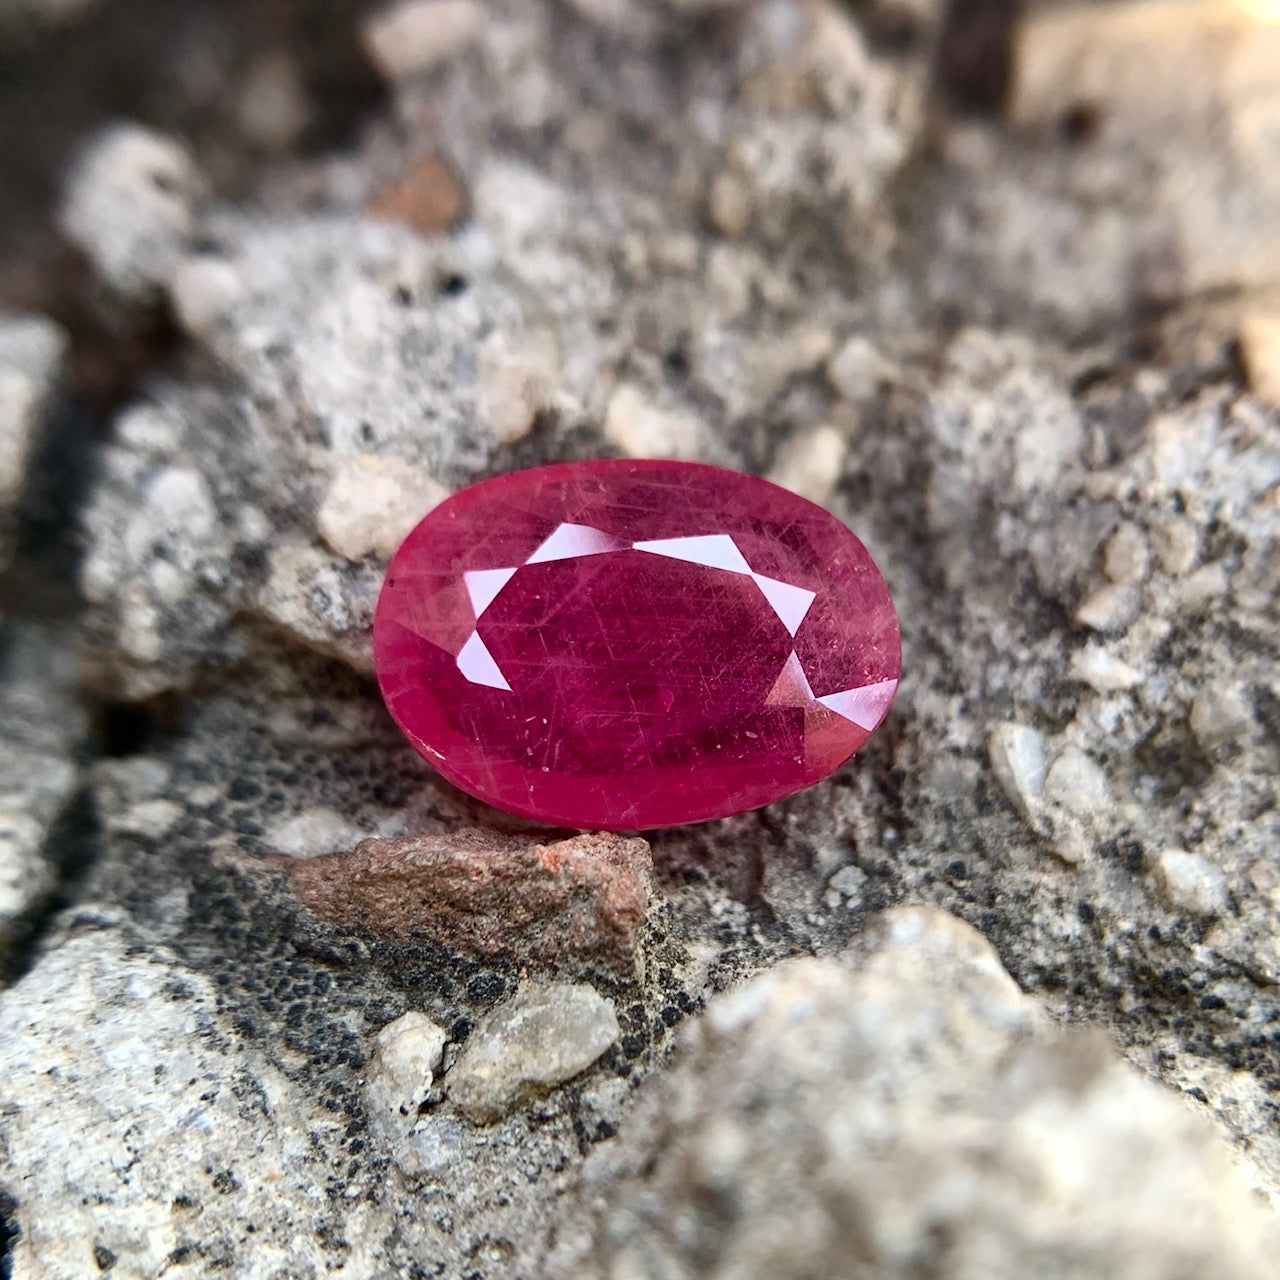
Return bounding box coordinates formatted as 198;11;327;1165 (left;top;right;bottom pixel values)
3;0;1280;1276
76;0;921;698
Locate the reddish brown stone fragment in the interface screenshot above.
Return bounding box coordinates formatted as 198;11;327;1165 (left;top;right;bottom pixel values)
286;829;652;976
368;154;467;236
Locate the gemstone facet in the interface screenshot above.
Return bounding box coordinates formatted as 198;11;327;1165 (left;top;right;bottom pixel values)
373;460;900;830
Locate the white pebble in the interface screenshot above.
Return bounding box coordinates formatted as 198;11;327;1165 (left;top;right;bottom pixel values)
362;0;482;81
605;384;705;460
366;1011;450;1143
767;424;846;505
446;983;620;1122
477;332;558;445
1103;523;1149;584
1189;683;1254;751
1149;517;1199;576
316;453;445;562
59;123;200;301
823;864;868;908
170;256;244;337
1071;644;1144;693
827;335;892;403
1175;562;1228;611
267;807;365;859
987;723;1047;825
1075;582;1140;634
1155;850;1230;917
1044;747;1109;818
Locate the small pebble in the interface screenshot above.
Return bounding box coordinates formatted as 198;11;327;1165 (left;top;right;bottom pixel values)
604;384;704;459
826;335;892;404
823;863;867;908
59;122;200;301
1189;683;1254;752
169;256;244;337
1154;850;1230;918
477;331;558;445
316;453;445;562
1103;523;1149;584
236;53;311;154
988;723;1047;825
366;1011;449;1143
1075;582;1141;634
706;171;752;239
1071;644;1144;693
1240;311;1280;409
767;424;846;505
368;154;467;237
1148;517;1199;576
1044;747;1109;818
267;807;364;860
362;0;482;81
1175;562;1229;611
445;983;620;1123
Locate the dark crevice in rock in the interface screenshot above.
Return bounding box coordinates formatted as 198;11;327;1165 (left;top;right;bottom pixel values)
932;0;1021;117
0;395;97;621
0;1186;18;1278
92;694;178;760
0;787;98;988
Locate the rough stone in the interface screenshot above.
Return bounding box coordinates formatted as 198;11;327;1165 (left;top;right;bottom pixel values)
315;452;446;562
568;908;1280;1280
286;830;654;976
766;423;846;505
6;0;1280;1272
58;123;201;302
1155;849;1231;919
1240;311;1280;409
0;928;336;1276
446;982;620;1123
365;1010;449;1144
361;0;483;82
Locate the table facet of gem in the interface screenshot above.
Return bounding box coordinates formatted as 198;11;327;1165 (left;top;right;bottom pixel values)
373;459;900;830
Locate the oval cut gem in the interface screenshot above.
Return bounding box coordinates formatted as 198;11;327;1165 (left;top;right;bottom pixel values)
373;460;900;830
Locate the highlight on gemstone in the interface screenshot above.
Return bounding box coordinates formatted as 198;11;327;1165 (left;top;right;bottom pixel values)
372;459;901;830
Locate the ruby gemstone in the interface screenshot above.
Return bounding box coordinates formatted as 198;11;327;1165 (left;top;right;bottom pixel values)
373;459;900;830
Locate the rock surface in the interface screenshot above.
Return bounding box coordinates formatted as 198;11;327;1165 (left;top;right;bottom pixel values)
568;908;1280;1280
2;0;1280;1276
0;626;84;971
58;123;201;303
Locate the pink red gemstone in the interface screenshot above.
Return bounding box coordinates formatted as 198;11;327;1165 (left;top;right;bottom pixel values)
373;460;900;830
